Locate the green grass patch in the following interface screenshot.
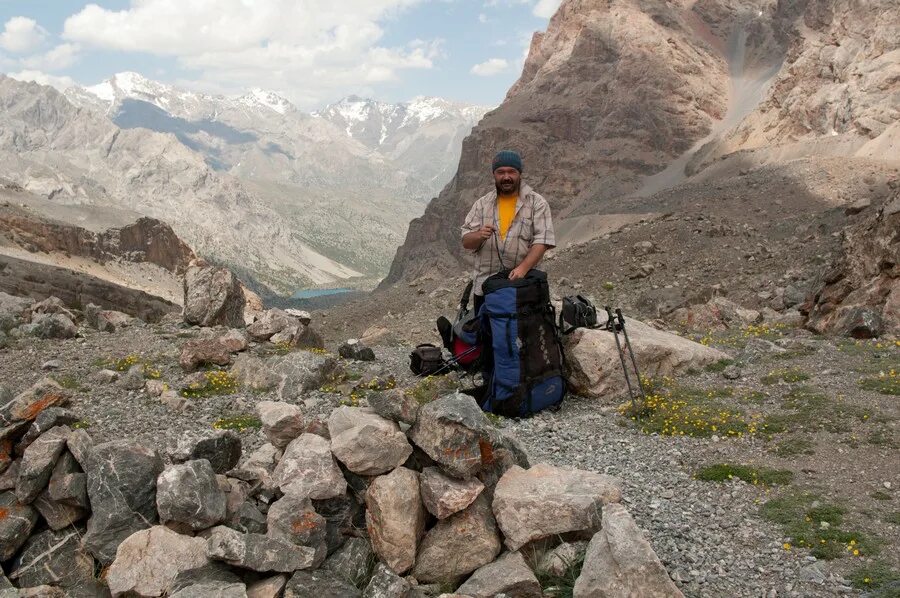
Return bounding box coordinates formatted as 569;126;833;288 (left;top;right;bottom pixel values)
771;437;815;457
761;367;810;385
848;561;900;593
619;377;760;438
740;390;768;403
868;427;899;448
212;415;262;432
404;375;459;406
871;491;892;501
761;492;880;560
181;370;239;398
695;463;793;486
761;387;875;436
886;512;900;525
704;358;734;373
52;374;84;392
535;546;586;598
859;372;900;396
769;348;816;361
602;281;615;291
72;420;91;429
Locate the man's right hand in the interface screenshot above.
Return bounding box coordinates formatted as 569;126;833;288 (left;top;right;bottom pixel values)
477;224;496;240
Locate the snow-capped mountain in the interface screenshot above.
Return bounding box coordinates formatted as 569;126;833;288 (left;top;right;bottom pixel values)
35;72;490;291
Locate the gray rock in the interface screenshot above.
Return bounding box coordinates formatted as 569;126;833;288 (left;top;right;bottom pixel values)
572;503;683;597
8;528;94;590
232;351;339;400
183;259;246;328
0;461;19;491
120;365;146;390
84;304;133;333
722;365;742;380
247;309;297;341
456;551;541;598
273;433;346;499
413;494;501;583
338;340;376;361
34;455;89;530
172;431;242;474
168;563;247;598
367;388;419;425
267;492;328;568
16;425;70;504
363;563;411;598
91;369;120;384
0;491;39;560
492;464;622;551
538;541;588;577
322;537;374;588
228;500;268;535
16;408;79;454
257;401;304;449
64;428;94;471
365;467;425;575
246;575;287;598
206;525;317;573
28;313;76;339
31;297;75;319
738;338;786;363
408;393;501;478
82;441;165;564
283;569;362;598
41;360;61;371
157;460;227;531
328;407;412;476
0;291;33;331
420;466;484;519
105;525;210;597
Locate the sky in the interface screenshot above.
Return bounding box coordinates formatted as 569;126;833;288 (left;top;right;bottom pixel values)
0;0;562;110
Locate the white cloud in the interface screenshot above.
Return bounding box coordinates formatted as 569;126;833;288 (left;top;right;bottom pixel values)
478;13;488;23
470;58;509;76
8;69;76;91
61;0;436;109
0;16;48;53
532;0;563;18
23;43;80;71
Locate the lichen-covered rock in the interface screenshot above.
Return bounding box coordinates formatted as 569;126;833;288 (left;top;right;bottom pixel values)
0;491;39;560
492;464;622;551
0;378;69;428
365;467;425;575
267;492;328;568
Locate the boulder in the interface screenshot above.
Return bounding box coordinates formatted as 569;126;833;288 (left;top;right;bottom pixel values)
8;528;94;591
16;425;70;503
179;338;234;371
84;304;133;332
456;551;541;598
30;297;75;319
247;309;297;341
257;401;304;449
206;525;317;573
338;339;376;361
363;563;412;598
572;503;683;598
420;466;484;519
737;338;786;363
283;570;361;598
1;378;69;427
47;452;88;508
0;461;19;491
172;431;242;474
121;365;146;390
0;491;39;560
219;328;249;353
266;492;328;567
168;563;246;598
33;478;88;530
322;537;374;588
492;464;622;551
0;291;32;331
105;526;209;597
328;407;412;476
273;433;346;499
183;259;246;328
365;467;425;575
413;494;501;583
82;441;165;564
157;460;227;531
246;575;287;598
15;408;79;454
367;389;419;425
408;393;501;478
562;323;728;400
27;313;77;339
232;351;339;400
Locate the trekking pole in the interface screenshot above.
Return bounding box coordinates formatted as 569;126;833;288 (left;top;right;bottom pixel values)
616;308;647;403
605;306;638;413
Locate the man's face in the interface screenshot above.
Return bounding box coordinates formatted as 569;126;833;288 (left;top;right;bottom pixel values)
493;167;520;195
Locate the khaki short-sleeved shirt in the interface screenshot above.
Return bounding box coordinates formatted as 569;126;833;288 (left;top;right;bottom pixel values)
461;184;556;296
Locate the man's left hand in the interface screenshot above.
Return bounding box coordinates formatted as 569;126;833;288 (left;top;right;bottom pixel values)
509;265;528;280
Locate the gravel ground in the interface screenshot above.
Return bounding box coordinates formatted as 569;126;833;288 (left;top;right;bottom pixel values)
1;317;897;597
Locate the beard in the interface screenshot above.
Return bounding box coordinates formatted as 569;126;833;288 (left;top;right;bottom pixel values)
495;178;520;195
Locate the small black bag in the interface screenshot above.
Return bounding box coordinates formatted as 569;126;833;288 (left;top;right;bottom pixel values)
409;343;446;376
559;295;599;334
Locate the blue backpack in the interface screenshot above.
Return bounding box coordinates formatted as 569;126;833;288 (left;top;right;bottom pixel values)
479;269;566;416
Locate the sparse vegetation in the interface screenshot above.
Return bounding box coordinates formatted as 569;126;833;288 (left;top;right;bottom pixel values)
695;463;793;486
536;547;587;598
771;437;815;457
212;415;262;431
181;370;238;398
405;375;459;405
705;358;734;373
871;491;892;501
858;369;900;396
52;374;84;392
848;561;900;592
761;386;874;437
761;367;809;385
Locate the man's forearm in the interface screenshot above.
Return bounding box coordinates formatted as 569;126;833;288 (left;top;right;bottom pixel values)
517;244;548;271
462;231;485;250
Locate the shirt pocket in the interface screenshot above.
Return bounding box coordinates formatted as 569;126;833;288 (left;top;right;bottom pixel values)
517;217;534;242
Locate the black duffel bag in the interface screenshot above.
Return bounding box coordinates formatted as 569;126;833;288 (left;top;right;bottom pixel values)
409;343;446;376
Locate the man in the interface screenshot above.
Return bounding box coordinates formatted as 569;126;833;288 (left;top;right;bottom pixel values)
461;150;556;313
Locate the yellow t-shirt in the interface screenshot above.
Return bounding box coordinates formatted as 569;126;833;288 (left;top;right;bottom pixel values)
497;194;518;240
